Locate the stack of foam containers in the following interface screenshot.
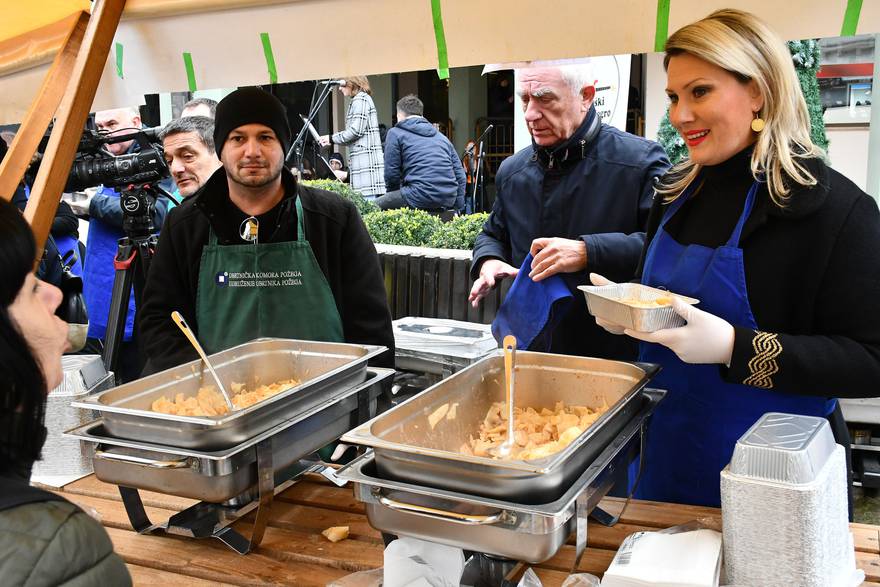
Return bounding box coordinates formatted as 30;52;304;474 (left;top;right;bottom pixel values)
720;412;863;587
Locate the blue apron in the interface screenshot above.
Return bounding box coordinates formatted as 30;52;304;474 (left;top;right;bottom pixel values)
82;186;136;340
637;179;836;507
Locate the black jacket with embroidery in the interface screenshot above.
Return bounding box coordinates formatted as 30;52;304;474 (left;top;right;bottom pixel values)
139;167;394;373
636;149;880;398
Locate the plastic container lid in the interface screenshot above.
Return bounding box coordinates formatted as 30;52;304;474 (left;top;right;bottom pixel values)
728;412;837;484
392;317;497;360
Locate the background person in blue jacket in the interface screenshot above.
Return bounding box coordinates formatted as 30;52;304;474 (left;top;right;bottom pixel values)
376;95;467;214
469;64;669;360
68;107;168;382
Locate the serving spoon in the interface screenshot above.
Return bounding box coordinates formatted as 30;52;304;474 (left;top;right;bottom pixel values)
171;311;235;412
491;335;517;459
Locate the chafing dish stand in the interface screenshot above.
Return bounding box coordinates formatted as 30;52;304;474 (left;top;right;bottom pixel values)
339;388;665;584
68;368;393;554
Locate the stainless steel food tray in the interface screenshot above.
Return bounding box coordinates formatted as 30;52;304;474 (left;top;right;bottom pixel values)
338;389;663;563
342;351;659;503
73;338;386;450
579;283;699;332
66;368;394;503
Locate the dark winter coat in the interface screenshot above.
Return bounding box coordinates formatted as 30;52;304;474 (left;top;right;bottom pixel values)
636;149;880;398
472;107;669;359
384;116;467;211
139;167;394;373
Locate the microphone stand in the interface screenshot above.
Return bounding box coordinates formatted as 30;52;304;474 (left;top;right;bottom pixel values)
286;81;337;171
468;124;494;213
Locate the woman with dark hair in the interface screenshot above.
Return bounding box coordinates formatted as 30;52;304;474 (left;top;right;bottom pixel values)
0;198;130;585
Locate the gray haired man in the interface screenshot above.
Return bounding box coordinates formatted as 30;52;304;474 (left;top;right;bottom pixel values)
159;116;222;199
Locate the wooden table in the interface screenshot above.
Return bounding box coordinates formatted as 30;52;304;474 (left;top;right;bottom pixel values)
52;474;880;586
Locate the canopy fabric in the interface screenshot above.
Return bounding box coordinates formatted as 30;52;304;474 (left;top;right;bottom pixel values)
1;0;879;124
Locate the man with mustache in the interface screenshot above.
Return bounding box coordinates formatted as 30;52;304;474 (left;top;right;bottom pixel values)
139;87;394;372
159;116;221;203
469;64;669;360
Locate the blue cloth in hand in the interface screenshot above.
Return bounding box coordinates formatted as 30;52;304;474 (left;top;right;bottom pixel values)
491;254;575;351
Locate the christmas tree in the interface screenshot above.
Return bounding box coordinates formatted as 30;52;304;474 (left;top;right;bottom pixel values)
656;40;829;164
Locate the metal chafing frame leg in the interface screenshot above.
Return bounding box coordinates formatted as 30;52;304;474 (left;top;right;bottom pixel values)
117;439;275;555
572;418;650;572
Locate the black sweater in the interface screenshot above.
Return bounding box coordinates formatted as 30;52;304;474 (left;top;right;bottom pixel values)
139;167;394;372
636;148;880;398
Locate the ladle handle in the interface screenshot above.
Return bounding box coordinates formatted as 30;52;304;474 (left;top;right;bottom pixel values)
502;335;516;444
171;311;235;410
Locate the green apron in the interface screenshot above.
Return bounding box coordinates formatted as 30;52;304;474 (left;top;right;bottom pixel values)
196;195;344;353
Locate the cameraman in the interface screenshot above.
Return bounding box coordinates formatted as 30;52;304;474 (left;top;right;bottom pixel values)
68;107;169;382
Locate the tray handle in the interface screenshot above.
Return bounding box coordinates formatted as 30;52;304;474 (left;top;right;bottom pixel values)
374;489;510;526
94;450;191;469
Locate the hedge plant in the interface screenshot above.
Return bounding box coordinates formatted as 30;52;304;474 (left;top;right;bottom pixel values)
362;208;442;246
301;179;379;215
427;212;489;249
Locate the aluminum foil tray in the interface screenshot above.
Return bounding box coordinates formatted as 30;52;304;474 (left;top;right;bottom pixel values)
67;369;393;503
73;338;386;450
343;351;659;503
579;283;698;332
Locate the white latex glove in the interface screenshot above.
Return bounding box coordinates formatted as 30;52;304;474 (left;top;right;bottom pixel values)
67;192;94;216
468;258;519;308
330;443;351;461
589;273;626;335
624;298;735;365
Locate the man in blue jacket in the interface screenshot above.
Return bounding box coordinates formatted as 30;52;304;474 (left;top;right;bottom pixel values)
469;65;669;360
376;95;466;213
68;107;168;381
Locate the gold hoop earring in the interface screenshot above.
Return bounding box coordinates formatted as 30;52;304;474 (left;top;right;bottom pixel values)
751;112;765;133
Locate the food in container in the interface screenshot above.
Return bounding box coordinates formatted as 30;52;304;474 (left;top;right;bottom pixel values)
342;351;659;503
462;400;609;460
151;378;299;416
579;283;699;332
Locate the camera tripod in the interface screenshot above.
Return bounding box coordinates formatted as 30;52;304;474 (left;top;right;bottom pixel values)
101;182;171;380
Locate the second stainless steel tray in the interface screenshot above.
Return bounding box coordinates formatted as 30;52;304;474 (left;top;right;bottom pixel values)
338;389;664;563
67;368;394;503
343;352;659;503
73;338;386;450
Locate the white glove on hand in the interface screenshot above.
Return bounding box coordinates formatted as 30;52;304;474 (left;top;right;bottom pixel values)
624;298;735;365
588;273;627;335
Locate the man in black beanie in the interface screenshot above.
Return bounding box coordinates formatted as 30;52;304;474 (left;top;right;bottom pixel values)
139;87;394;373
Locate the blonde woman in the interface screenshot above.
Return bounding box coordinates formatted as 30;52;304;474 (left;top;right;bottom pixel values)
319;76;385;198
592;9;880;508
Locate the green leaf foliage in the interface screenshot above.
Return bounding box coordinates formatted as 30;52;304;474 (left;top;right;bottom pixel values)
301;179;379;215
427;212;490;249
362;208;442;246
362;208;489;249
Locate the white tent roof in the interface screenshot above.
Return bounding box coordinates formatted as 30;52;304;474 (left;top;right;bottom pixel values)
1;0;879;124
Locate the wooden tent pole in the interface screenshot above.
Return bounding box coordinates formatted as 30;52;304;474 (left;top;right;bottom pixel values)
23;0;126;260
0;12;89;202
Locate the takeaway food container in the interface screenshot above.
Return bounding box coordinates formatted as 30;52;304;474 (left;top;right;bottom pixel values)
67;368;393;503
337;389;664;563
393;317;498;376
579;283;699;332
342;351;659;503
72;338;386;450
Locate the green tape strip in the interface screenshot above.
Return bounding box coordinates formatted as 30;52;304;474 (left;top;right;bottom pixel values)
183;52;197;92
430;0;450;80
841;0;863;36
260;33;278;84
654;0;671;53
115;42;124;79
